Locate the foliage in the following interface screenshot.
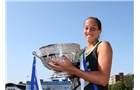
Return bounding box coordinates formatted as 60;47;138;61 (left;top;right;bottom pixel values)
108;84;113;90
108;73;134;90
18;81;23;84
123;73;134;90
111;81;124;90
18;81;26;85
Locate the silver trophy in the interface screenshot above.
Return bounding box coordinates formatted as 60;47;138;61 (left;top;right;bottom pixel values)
32;43;85;78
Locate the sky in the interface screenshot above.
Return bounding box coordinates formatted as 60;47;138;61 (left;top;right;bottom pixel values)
6;1;134;84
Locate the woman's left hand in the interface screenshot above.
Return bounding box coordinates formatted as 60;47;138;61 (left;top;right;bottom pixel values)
49;55;75;72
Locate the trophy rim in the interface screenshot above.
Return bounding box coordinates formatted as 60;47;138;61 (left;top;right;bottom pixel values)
39;42;80;50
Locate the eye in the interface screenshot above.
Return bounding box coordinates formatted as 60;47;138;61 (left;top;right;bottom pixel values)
85;27;88;30
91;27;96;31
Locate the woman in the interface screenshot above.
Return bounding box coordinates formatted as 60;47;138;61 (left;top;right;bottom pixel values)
49;17;113;90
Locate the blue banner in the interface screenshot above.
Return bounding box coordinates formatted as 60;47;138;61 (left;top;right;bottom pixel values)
30;56;42;90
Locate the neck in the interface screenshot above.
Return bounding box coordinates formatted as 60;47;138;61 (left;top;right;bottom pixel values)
86;40;99;53
87;40;99;47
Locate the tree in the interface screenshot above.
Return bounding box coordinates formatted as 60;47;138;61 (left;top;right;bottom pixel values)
18;81;26;85
123;73;134;90
111;84;115;90
111;81;124;90
108;84;113;90
18;81;23;84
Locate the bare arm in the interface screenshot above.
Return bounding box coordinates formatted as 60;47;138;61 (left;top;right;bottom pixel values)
68;41;113;86
49;41;113;86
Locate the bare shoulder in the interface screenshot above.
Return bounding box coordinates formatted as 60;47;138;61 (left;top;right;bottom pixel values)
98;40;113;52
99;40;112;47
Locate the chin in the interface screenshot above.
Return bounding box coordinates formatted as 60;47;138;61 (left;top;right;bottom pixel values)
86;37;92;41
86;39;93;43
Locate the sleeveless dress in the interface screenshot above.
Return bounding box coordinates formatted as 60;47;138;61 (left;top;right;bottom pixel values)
71;42;108;90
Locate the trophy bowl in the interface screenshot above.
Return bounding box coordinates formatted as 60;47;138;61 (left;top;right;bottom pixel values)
32;43;83;78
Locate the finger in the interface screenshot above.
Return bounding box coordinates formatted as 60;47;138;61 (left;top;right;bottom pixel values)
49;62;56;67
62;55;71;63
49;63;62;71
51;59;61;65
49;63;60;69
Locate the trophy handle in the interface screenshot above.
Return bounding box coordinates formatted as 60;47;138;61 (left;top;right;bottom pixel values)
32;51;52;70
32;51;42;58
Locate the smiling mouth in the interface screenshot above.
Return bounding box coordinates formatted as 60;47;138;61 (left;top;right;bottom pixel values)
87;35;93;37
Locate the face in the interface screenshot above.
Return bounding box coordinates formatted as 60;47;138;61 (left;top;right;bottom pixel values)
84;18;101;43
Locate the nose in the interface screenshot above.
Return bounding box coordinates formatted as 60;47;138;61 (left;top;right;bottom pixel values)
87;28;92;32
